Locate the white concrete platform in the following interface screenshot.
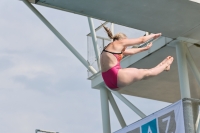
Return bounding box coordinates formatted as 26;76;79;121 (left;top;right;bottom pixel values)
30;0;200;41
89;39;200;103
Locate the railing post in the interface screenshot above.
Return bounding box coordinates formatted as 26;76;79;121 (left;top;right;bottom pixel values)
111;23;114;35
88;17;101;70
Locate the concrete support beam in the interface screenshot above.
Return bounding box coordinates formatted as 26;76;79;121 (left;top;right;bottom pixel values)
175;41;195;133
108;91;126;128
111;91;146;118
100;88;111;133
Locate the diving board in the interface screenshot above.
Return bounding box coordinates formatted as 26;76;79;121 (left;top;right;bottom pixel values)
29;0;200;41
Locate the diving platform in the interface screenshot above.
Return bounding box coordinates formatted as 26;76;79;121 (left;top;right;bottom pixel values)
27;0;200;103
88;37;200;103
29;0;200;40
22;1;200;132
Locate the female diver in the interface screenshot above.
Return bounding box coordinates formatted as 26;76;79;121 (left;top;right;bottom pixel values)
101;26;174;90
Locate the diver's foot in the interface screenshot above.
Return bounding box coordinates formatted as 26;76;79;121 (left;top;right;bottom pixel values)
165;56;174;71
158;56;171;67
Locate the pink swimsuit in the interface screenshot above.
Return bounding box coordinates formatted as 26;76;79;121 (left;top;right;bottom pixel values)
102;49;123;89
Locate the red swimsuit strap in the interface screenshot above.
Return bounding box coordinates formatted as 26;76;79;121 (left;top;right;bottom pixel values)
101;43;124;62
113;54;123;62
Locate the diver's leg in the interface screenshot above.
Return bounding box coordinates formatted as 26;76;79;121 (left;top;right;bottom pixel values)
117;56;174;88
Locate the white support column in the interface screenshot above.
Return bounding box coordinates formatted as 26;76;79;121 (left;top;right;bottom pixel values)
185;46;200;87
108;91;126;128
111;23;114;35
175;41;195;133
22;0;97;74
100;87;111;133
176;42;190;97
112;91;146;118
192;102;199;127
196;111;200;133
88;17;101;70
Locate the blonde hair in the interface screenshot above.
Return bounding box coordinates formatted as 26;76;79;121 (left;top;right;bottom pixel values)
102;25;127;41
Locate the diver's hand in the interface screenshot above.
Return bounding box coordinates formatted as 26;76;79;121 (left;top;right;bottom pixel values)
144;42;152;50
153;33;162;39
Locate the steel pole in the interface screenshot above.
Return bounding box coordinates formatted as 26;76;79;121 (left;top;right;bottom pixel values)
175;41;195;133
111;90;146;118
22;0;97;74
88;17;101;70
196;111;200;133
185;46;200;87
108;91;126;128
100;87;111;133
176;42;190;97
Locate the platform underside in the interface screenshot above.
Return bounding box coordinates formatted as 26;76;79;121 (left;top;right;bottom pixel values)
32;0;200;41
118;44;200;103
28;0;200;103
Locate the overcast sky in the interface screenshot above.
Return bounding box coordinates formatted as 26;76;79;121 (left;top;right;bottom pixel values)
0;0;170;133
